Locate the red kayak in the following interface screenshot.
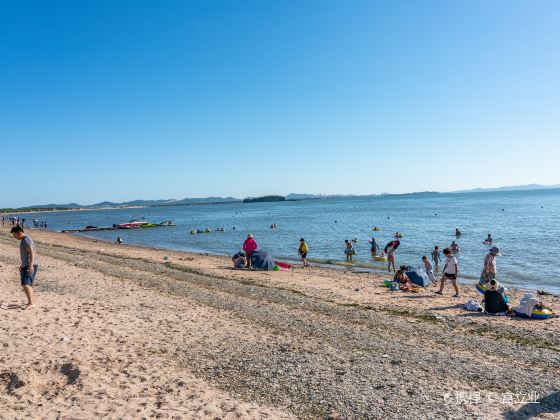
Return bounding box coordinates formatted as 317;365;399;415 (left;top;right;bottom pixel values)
274;261;293;269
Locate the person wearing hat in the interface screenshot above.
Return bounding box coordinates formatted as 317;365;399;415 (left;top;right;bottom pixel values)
481;246;501;284
482;279;512;314
242;234;258;268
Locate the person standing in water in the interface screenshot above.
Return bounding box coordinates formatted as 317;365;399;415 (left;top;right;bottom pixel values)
431;246;441;269
298;238;309;267
11;226;38;310
369;237;379;256
449;240;461;253
387;246;396;273
344;240;355;262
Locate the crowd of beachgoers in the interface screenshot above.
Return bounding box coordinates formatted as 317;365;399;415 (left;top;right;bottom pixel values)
230;228;555;320
1;220;558;418
3;213;556;321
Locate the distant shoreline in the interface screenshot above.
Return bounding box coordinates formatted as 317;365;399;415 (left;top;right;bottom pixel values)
3;185;559;215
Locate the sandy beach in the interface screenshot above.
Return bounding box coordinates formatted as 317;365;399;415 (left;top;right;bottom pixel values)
1;227;559;419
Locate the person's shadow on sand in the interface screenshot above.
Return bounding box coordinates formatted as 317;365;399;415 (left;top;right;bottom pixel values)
504;390;560;419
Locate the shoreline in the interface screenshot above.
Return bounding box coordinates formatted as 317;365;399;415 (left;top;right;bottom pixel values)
1;226;559;418
72;230;560;297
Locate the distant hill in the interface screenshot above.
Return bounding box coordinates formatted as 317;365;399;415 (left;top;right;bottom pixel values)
243;195;286;204
453;184;560;193
17;197;240;210
19;203;83;210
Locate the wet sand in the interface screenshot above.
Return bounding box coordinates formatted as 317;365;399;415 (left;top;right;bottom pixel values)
1;227;559;419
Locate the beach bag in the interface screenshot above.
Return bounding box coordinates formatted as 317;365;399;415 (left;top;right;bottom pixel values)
389;282;400;291
465;299;482;312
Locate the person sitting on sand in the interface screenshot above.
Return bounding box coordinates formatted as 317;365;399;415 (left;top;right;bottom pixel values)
395;267;419;291
482;280;512;315
115;237;123;244
435;248;460;297
421;256;436;284
232;251;246;269
11;226;38;310
243;234;257;268
298;238;309;267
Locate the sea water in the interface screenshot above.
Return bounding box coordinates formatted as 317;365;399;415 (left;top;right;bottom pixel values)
20;189;560;293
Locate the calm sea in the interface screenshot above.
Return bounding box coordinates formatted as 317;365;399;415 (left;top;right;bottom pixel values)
17;189;560;293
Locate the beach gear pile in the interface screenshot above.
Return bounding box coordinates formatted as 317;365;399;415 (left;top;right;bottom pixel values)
464;299;482;312
513;293;555;319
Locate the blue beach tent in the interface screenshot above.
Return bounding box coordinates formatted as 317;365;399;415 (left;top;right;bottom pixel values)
406;268;431;287
250;250;274;271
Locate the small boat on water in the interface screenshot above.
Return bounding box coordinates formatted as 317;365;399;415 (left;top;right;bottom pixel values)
116;220;149;229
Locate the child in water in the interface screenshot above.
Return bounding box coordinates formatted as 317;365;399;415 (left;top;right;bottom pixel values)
344;240;355;262
431;246;441;268
387;246;396;273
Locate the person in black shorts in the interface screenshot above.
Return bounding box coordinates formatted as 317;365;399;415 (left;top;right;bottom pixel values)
298;238;309;267
11;226;38;309
435;248;460;297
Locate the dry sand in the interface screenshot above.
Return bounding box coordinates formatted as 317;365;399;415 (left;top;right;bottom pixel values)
1;227;559;419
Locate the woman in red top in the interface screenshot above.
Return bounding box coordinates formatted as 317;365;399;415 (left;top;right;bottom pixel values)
243;234;258;268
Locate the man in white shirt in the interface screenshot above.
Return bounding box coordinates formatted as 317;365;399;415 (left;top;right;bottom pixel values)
435;248;460;297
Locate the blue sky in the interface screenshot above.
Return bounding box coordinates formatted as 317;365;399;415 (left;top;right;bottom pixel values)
1;0;559;207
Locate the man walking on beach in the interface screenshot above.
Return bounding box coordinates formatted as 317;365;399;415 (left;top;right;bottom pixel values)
11;226;38;309
435;248;459;297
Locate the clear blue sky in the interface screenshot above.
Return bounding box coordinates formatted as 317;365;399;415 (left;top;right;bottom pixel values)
1;0;558;207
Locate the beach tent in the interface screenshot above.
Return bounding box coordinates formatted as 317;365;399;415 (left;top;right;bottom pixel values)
250;250;274;271
406;268;430;287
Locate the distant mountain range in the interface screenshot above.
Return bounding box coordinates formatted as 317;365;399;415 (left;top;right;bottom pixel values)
452;184;560;193
14;184;559;210
19;197;240;210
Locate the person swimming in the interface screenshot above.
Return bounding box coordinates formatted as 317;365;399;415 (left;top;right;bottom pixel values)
484;233;493;244
455;228;462;236
449;241;461;253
